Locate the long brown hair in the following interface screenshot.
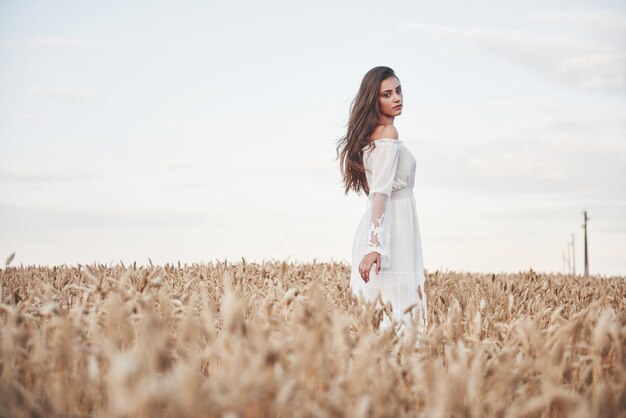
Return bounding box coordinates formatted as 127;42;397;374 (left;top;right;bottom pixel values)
336;66;399;196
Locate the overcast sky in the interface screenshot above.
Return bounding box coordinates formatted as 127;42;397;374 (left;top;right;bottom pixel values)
1;1;625;275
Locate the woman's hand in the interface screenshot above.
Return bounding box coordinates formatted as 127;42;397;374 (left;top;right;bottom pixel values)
359;252;381;283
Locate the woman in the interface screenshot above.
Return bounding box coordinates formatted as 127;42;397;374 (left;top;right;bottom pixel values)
336;66;428;337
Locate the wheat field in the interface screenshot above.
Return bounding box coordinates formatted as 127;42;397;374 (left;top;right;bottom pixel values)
0;260;624;417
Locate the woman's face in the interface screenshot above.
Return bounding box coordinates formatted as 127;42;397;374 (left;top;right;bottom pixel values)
378;76;403;119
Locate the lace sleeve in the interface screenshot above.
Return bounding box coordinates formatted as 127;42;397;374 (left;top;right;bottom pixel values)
363;141;400;269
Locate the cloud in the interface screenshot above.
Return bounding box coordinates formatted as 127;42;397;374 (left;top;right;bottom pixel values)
526;10;626;32
143;162;201;173
0;204;201;229
479;197;626;238
0;111;47;122
1;37;117;50
401;10;626;95
0;169;99;183
460;98;516;110
0;84;102;104
534;117;597;136
417;134;626;198
143;159;338;177
257;159;337;175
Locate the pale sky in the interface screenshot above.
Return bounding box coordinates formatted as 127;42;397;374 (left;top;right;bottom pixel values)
1;1;625;275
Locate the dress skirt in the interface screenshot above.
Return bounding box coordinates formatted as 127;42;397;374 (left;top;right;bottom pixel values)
350;188;428;334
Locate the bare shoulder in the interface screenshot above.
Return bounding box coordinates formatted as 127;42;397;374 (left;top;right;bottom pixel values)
371;124;399;141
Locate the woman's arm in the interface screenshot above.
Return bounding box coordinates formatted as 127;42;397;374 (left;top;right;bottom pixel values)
360;137;400;282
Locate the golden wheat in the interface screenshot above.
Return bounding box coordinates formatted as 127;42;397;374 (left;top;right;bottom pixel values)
0;261;624;417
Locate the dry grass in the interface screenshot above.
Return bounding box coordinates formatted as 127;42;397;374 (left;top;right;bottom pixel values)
0;260;624;417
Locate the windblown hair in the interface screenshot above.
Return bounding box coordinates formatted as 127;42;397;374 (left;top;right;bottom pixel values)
336;66;399;196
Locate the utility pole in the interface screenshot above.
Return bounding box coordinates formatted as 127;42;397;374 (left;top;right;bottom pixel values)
582;211;589;277
571;233;575;276
565;240;571;275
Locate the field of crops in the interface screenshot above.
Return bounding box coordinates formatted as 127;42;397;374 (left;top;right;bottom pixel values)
0;260;624;417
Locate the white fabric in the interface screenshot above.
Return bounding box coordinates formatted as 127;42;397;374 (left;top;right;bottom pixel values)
351;138;428;337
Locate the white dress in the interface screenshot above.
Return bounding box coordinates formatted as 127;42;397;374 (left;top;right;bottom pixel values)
350;138;428;335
